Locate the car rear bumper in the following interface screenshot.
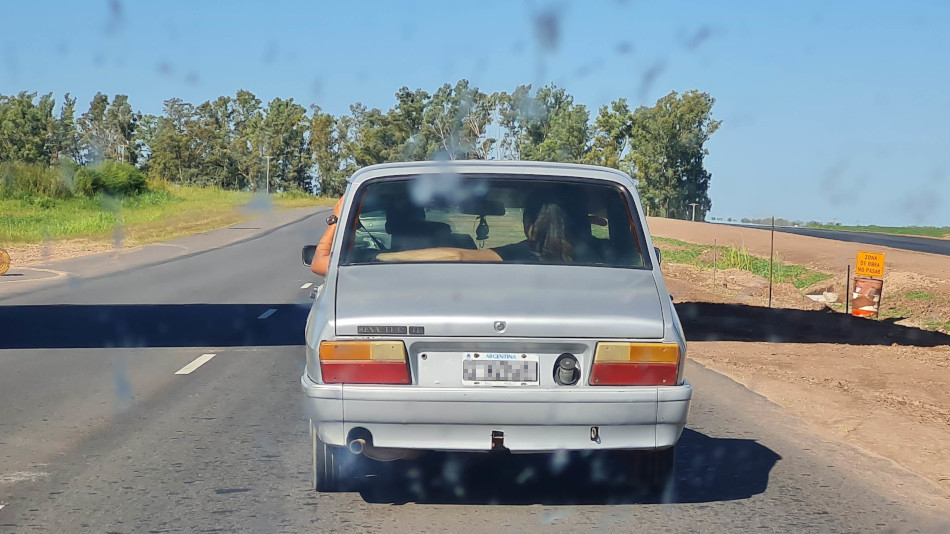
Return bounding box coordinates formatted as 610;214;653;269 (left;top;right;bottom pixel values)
300;372;692;452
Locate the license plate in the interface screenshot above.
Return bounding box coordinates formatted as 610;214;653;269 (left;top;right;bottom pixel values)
462;354;539;386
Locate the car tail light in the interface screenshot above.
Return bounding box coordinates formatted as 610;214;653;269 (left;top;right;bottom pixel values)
319;341;410;384
589;342;680;386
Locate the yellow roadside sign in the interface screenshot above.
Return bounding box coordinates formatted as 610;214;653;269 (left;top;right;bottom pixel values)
855;251;885;278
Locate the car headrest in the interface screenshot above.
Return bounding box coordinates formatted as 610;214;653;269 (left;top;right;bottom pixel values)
386;219;451;236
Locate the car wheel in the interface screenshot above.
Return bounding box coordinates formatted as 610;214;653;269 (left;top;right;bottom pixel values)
311;420;348;492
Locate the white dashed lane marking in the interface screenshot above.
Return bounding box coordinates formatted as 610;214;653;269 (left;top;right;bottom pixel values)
174;353;216;375
258;308;277;319
300;282;313;289
0;471;49;483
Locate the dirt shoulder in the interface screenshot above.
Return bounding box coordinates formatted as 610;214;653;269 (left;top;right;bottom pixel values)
651;219;950;496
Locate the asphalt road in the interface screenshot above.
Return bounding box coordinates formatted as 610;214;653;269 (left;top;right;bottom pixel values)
731;224;950;256
0;213;946;533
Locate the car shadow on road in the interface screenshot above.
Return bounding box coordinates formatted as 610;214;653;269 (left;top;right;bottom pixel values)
3;300;945;350
0;303;311;349
356;428;780;506
676;301;950;347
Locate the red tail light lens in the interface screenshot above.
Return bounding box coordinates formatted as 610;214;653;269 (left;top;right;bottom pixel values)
319;341;410;384
589;342;680;386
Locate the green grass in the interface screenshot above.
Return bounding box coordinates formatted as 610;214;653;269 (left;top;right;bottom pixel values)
904;290;935;300
879;305;913;320
652;237;709;264
0;184;337;246
924;319;950;333
653;236;832;289
804;223;950;239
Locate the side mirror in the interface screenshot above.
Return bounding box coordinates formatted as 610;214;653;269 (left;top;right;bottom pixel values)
302;244;317;266
654;246;663;266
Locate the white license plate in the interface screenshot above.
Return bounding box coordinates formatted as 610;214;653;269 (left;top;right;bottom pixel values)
462;353;539;386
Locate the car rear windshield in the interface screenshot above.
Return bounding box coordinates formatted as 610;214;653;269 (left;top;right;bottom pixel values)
340;175;650;268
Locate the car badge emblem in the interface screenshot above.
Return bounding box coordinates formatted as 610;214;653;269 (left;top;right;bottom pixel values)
493;321;507;333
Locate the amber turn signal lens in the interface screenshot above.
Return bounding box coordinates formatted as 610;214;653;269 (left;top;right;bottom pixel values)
594;342;679;363
319;341;410;384
319;341;406;361
590;342;680;386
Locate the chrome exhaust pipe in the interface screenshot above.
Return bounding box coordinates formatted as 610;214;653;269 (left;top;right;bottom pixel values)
348;438;366;455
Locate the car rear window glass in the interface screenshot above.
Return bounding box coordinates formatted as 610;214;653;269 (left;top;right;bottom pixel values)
340;175;649;268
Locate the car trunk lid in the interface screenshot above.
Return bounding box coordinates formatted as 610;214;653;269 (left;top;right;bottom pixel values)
334;264;665;339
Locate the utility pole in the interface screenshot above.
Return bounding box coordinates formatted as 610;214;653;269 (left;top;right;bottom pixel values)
688;203;699;222
263;155;273;194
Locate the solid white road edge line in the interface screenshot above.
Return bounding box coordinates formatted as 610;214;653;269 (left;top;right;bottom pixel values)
258;308;277;319
300;282;313;289
174;353;216;375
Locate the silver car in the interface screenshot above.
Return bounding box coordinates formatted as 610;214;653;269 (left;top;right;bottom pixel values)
301;161;692;493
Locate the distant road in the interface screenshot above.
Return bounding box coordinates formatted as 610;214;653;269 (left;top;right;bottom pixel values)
727;224;950;256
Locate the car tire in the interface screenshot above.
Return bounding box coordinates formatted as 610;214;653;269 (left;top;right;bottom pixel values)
311;420;348;492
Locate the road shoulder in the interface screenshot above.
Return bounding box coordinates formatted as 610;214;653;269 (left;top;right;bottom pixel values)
0;205;330;299
653;223;950;499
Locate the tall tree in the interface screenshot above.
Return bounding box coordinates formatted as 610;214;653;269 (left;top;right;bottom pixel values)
149;98;197;183
134;113;158;173
231;90;264;190
189;96;236;188
586;98;632;169
54;94;82;164
105;94;140;163
497;85;532;160
260;97;310;192
79;92;111;163
309;105;351;196
500;84;590;163
346;103;398;167
625;90;720;219
422;80;495;160
0;92;56;164
389;87;430;161
105;95;140;164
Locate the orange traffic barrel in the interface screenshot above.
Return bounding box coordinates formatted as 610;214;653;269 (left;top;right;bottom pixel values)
851;277;884;318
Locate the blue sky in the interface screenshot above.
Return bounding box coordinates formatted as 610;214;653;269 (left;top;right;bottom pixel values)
3;0;948;225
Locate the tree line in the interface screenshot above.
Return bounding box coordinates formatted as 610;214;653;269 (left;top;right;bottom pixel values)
0;81;719;219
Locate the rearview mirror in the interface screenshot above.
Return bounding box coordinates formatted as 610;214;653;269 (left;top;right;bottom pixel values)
654;246;663;265
302;244;317;266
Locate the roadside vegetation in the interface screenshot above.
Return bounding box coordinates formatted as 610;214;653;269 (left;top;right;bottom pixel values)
803;224;950;239
653;236;831;289
1;85;718;218
710;216;950;239
0;161;334;245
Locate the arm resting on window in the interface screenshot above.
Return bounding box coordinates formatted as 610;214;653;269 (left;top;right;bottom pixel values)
311;197;344;276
